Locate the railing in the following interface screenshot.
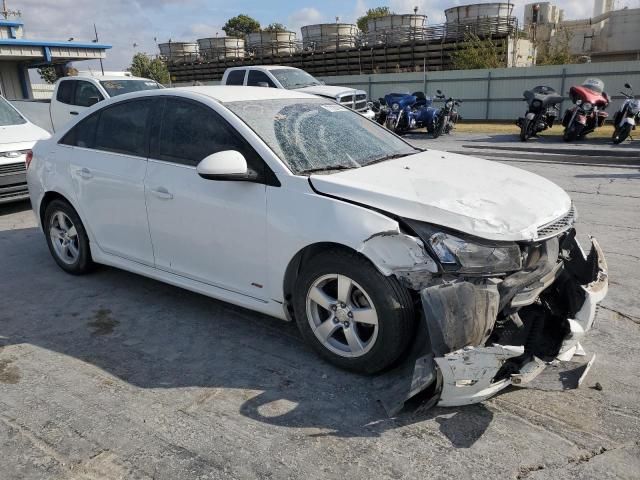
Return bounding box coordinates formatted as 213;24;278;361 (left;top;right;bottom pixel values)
162;16;522;65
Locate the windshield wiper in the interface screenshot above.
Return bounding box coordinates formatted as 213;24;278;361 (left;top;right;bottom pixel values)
364;152;416;166
298;165;359;175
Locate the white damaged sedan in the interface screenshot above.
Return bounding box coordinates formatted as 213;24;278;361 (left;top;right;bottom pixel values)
27;87;608;412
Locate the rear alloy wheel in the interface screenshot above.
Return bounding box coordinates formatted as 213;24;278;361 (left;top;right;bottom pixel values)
44;199;93;274
293;249;414;373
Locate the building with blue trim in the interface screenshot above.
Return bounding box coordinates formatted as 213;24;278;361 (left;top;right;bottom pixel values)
0;19;111;99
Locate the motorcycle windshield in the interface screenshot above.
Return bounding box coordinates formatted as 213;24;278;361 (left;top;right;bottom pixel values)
582;78;605;94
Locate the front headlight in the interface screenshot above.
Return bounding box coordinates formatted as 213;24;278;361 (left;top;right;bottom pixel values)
406;221;522;274
582;102;593;111
392;103;400;112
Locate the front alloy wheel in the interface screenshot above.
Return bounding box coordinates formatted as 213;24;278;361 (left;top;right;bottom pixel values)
49;211;80;265
306;274;379;358
293;249;414;373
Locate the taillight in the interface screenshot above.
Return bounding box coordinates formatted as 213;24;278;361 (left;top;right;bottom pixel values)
25;150;33;169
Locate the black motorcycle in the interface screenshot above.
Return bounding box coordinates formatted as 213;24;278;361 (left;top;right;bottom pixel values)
368;98;388;125
516;86;563;141
432;90;462;138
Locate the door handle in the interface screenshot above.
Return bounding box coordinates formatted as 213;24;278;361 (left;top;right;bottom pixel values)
70;111;79;115
150;187;173;200
77;167;93;179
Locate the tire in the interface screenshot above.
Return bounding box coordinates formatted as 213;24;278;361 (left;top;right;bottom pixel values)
612;123;632;144
292;249;415;374
563;124;581;142
520;118;532;141
432;117;445;139
43;199;94;275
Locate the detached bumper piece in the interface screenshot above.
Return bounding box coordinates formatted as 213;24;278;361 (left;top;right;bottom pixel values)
376;231;608;414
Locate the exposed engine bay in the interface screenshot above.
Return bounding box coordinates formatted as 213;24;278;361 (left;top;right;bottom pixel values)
376;228;608;415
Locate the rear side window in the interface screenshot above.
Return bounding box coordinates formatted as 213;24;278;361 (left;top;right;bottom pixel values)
56;81;74;105
226;70;246;86
247;70;276;88
94;100;152;157
60;113;99;148
74;81;103;107
156;98;251;167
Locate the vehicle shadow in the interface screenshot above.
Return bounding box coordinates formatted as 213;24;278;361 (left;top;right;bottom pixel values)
0;226;493;446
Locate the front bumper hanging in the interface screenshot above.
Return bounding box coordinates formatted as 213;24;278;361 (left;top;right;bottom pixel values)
376;233;608;415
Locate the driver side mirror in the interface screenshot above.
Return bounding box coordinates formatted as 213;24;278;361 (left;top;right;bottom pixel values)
256;82;271;88
625;83;632;89
436;89;442;95
87;96;101;106
197;150;256;181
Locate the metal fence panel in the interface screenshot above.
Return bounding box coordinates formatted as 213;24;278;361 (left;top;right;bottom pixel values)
318;60;640;120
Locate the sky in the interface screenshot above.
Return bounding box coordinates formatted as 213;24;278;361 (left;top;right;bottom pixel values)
10;0;639;74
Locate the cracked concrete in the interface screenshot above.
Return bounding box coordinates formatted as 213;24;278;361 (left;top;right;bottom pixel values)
1;138;639;479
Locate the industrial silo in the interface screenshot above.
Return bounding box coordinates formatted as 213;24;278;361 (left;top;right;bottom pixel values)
246;31;297;56
158;42;199;63
197;37;245;60
365;14;427;45
444;3;515;39
301;23;359;51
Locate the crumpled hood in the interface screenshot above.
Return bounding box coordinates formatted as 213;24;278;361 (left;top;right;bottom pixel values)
0;123;50;151
309;150;572;242
294;84;365;99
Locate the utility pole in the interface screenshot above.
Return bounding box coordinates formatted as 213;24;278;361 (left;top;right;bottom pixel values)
93;23;105;75
1;0;21;19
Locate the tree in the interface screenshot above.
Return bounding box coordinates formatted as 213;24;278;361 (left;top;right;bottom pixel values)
535;27;576;65
450;33;503;70
37;66;59;84
128;53;170;84
222;14;261;38
357;6;393;33
263;22;287;32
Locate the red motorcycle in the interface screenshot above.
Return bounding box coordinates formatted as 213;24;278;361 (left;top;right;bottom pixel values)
562;78;610;142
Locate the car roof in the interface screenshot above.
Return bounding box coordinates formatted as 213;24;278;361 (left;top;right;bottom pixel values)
59;75;154;82
173;86;316;102
226;65;296;72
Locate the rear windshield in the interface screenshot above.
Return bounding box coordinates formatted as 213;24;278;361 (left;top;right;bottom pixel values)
100;80;162;97
0;96;26;126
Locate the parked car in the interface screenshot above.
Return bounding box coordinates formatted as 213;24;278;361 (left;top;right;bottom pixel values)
43;73;162;132
27;87;608;408
221;65;375;119
0;95;50;204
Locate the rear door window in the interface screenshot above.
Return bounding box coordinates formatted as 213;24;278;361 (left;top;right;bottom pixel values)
226;70;246;86
94;99;153;157
56;81;75;105
247;70;276;88
60;113;99;148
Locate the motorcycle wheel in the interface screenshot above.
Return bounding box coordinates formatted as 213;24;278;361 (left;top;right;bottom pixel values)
432;118;445;139
563;124;582;142
612;123;632;144
520;118;533;142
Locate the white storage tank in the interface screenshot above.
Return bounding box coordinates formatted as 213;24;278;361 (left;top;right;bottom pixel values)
197;37;245;60
365;14;427;45
246;31;297;56
158;42;199;63
301;23;358;51
445;3;514;23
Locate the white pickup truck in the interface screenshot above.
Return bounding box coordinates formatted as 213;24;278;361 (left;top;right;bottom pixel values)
20;73;162;133
221;66;375;119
